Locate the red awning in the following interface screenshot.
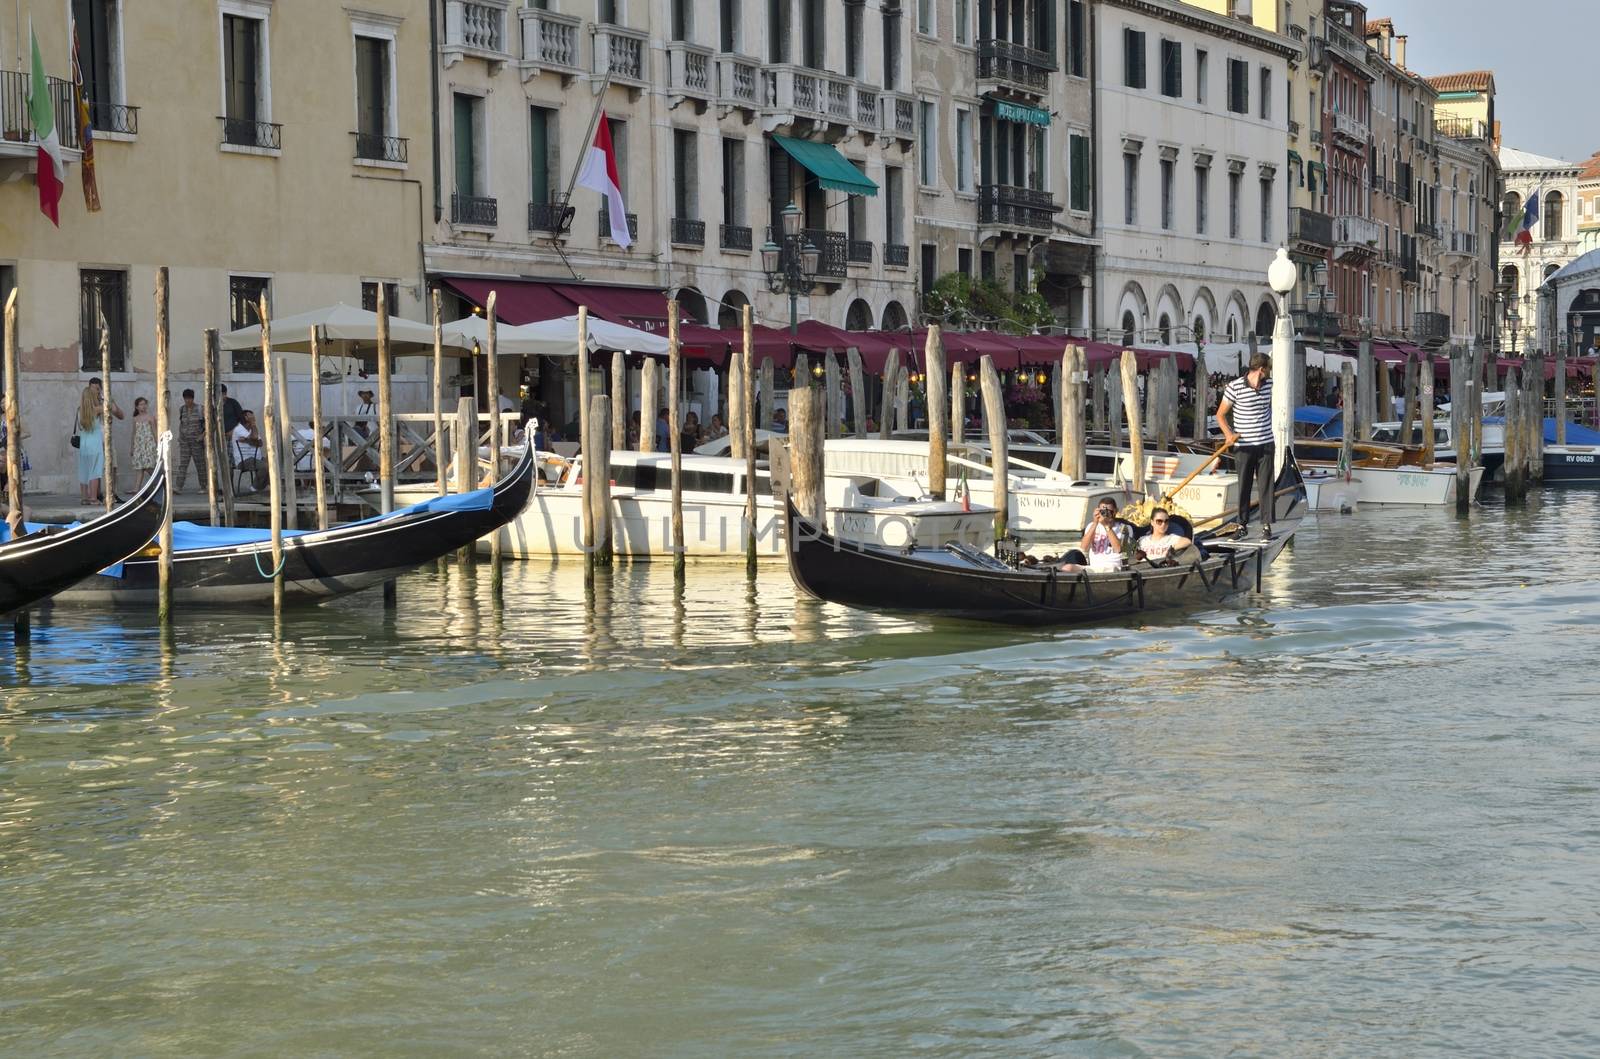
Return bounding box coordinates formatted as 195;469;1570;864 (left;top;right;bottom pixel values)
549;282;669;332
439;276;576;324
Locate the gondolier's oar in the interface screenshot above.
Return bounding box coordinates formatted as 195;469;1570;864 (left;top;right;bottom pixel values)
1159;439;1234;507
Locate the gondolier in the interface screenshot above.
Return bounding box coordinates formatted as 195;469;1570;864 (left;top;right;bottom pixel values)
1216;352;1275;538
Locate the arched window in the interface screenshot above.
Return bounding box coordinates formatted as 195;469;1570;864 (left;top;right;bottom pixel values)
1255;302;1275;338
718;289;750;330
1545;263;1561;281
1226;318;1238;342
1158;314;1172;345
1501;264;1518;293
1543;191;1564;241
1503;191;1522;230
1121;311;1136;347
845;298;873;331
881;301;908;331
674;287;710;324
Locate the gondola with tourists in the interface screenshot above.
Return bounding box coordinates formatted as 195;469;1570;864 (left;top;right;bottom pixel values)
0;437;171;616
52;446;535;606
786;454;1307;626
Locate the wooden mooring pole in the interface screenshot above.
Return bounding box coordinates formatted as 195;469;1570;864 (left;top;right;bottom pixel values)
742;305;758;576
485;292;504;585
610;349;627;453
309;327;328;529
431;291;447;499
878;348;901;441
847;347;866;437
376;284;395;607
1192;344;1209;442
1419;353;1436;467
1339;361;1356;478
668;300;685;577
788;386;823;527
949;361;965;448
455;394;476;565
1121;350;1144;499
639;355;659;453
577;305;594;577
98;316;113;513
925;325;947;500
202;329;222;527
275;358;297;531
259;295;284;610
1061;344;1085;480
1451;349;1470;512
4;290;25;640
588;392;613;566
978;355;1008;542
154;268;173;622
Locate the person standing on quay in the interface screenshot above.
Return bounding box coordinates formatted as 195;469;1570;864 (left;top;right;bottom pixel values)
1216;352;1275;538
76;377;124;505
174;388;206;492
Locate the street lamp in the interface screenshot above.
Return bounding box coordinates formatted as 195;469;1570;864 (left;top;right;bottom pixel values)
1507;304;1521;356
761;202;819;336
1268;247;1298;476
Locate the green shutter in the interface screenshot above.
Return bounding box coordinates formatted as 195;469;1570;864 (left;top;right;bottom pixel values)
1070;134;1089;212
453;95;475;197
529;108;550;204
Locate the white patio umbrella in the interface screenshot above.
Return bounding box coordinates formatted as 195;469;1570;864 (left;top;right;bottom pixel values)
220;302;460;356
445;313;670;356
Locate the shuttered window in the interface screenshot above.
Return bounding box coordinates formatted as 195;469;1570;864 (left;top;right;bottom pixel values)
1069;133;1090;212
1123;29;1145;89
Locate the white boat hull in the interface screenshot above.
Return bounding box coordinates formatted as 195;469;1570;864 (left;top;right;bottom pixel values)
1305;463;1484;505
1303;471;1361;512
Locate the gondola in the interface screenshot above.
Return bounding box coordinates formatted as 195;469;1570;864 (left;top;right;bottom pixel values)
53;445;535;606
0;436;170;616
786;456;1307;626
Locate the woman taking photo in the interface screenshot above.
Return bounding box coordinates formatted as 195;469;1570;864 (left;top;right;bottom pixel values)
76;377;124;505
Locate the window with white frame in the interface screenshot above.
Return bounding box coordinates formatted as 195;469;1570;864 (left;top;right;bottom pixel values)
918;99;937;185
955;107;972;193
72;0;130;133
954;0;970;45
352;13;401;164
220;0;274;150
916;0;933;35
1123;151;1139;226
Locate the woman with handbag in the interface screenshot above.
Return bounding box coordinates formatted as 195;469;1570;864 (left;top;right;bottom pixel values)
76;377;124;505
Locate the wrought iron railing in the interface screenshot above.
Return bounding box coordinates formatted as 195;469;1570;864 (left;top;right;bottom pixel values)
528;199;573;234
1289;207;1334;247
978;184;1058;232
847;240;873;264
885;243;910;267
353;132;408;163
220;116;281;149
599;203;639;242
88;99;137;135
0;69;80;149
720;223;753;251
976;39;1055;94
805;228;847;278
1414;311;1449;346
671;217;705;246
451;193;498;226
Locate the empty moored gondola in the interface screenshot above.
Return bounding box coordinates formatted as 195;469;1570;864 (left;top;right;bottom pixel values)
0;436;171;616
52;446;535;606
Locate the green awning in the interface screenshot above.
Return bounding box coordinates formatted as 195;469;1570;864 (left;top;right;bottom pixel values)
992;99;1051;126
771;134;878;197
1288;149;1302;165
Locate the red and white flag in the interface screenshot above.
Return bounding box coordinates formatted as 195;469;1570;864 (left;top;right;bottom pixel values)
26;22;64;226
576;113;630;247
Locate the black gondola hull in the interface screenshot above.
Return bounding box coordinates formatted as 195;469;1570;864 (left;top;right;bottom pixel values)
786;455;1306;626
0;446;169;615
54;447;534;606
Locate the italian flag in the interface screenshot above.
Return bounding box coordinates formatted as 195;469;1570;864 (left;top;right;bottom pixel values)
576;113;630;247
28;23;65;226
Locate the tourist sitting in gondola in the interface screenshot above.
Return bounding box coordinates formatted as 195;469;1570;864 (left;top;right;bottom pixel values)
1057;497;1132;572
1136;508;1192;567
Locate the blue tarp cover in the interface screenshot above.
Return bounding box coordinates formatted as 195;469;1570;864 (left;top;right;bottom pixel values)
166;482;496;551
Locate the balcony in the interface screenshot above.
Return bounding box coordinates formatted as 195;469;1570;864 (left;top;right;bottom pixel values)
1332;110;1368;147
885;243;910;267
762;66;858;135
442;0;508;67
518;9;581;81
0;70;80;167
87;99;138;136
854;87;881;136
720;223;752;251
1436;115;1490;142
599;204;639;243
353;132;408;164
978;184;1059;235
1441;227;1477;258
768;226;848;279
666;42;714;108
1288;118;1301;138
1288;207;1334;250
528;199;574;235
847;240;873;265
1402;252;1420;284
220;116;281;151
452;193;498;228
594;24;648;89
886;93;916;142
717;54;760;116
976;39;1055;99
1310;128;1323;144
1324;23;1368;66
1414;310;1449;348
1334;214;1380;260
1414;219;1439;240
671;217;705;247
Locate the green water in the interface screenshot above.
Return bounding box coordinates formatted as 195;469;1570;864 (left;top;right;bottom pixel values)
4;491;1600;1056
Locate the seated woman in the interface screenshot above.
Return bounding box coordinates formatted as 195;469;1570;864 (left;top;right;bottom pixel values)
1058;497;1131;572
1137;507;1193;565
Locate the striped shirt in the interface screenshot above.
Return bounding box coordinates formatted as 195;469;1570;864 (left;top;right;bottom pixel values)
1223;375;1274;445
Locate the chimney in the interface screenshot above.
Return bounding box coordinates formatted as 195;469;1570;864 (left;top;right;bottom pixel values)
1395;34;1407;70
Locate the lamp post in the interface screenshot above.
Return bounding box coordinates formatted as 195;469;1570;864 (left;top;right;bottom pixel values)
1268;247;1298;477
1507;304;1521;357
761;202;820;337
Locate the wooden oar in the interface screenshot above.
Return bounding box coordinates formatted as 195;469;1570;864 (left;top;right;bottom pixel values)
1158;440;1234;506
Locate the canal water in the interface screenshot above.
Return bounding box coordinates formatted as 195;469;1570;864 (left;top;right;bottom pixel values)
4;490;1599;1056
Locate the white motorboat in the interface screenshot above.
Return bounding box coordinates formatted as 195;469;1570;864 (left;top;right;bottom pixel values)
822;438;1131;536
386;449;993;561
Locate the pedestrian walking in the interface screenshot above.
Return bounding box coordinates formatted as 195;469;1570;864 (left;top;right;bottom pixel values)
175;388;207;492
